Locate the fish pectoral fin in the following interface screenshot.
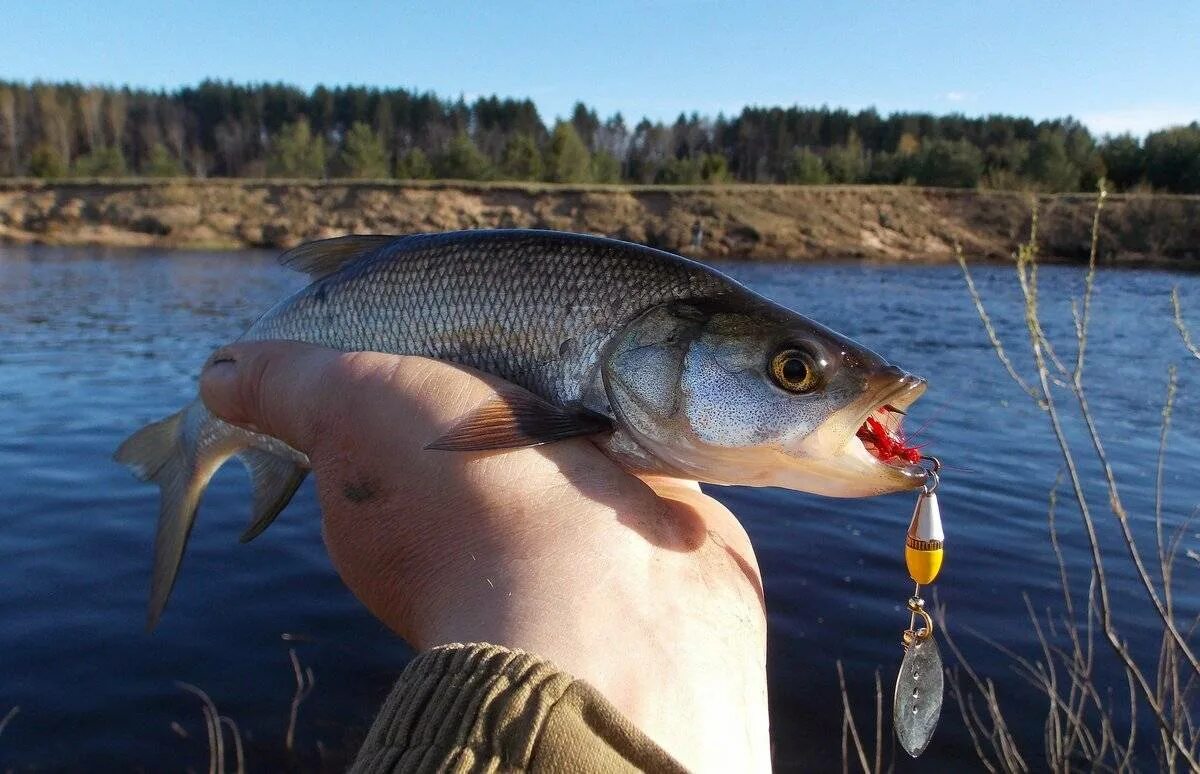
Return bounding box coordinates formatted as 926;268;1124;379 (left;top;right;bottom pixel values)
278;234;399;279
237;448;310;543
425;388;612;451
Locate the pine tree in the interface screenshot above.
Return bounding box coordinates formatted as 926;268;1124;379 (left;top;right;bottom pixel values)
435;132;492;180
395;148;433;180
29;143;67;178
544;121;591;183
915;139;983;188
784;148;828;184
72;146;127;177
499;133;543;181
699;153;731;183
1143;124;1200;194
267;118;326;178
590;150;622;184
1022;130;1080;192
824;132;865;183
143;143;184;177
338;122;390;179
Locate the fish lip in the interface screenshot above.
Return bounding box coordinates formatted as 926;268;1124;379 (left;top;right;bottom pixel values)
846;370;928;481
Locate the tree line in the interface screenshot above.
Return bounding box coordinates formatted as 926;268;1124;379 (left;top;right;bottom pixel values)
0;80;1197;192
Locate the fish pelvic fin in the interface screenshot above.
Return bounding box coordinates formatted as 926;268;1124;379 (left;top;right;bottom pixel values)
426;387;613;451
237;448;308;543
278;234;398;280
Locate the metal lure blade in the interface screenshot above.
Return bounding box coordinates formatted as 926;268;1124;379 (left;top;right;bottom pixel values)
893;635;944;757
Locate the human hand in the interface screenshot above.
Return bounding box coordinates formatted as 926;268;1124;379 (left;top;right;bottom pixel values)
200;341;769;772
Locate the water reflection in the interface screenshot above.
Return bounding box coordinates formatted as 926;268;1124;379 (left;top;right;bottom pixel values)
0;246;1196;770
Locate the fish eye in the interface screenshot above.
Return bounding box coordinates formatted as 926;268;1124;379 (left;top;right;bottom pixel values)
769;347;821;393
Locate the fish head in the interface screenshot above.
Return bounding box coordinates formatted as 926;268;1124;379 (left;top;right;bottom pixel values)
602;299;928;497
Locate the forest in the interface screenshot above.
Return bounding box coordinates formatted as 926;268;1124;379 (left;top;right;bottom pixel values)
0;79;1197;192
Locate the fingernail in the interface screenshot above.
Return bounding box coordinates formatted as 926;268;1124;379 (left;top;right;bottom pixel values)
200;352;242;420
204;348;237;371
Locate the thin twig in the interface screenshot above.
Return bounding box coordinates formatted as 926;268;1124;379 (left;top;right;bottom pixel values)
0;706;19;740
1170;288;1200;361
873;669;883;774
1072;183;1106;381
285;648;316;753
955;244;1040;403
944;189;1200;771
219;716;245;774
1155;367;1178;604
177;682;224;774
837;660;872;774
1016;210;1197;767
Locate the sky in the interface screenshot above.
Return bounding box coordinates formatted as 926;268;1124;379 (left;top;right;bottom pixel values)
2;1;1198;137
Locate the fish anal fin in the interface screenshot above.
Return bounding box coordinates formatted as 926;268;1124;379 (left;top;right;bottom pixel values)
278;235;398;279
237;448;309;543
426;389;612;451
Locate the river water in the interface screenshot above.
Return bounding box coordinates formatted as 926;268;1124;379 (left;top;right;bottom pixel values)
1;246;1197;771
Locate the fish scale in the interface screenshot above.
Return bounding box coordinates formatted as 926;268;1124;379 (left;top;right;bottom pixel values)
247;230;733;406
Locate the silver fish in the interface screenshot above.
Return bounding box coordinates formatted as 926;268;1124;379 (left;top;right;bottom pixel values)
116;229;927;627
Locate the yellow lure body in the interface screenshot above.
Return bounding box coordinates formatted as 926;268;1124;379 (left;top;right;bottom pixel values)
905;489;944;585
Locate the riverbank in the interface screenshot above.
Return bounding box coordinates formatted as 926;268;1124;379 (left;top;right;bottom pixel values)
1;179;1197;264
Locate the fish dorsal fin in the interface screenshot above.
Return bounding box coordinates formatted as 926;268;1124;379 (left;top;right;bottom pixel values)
278;235;398;279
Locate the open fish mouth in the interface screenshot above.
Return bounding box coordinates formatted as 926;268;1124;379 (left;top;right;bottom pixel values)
846;375;928;475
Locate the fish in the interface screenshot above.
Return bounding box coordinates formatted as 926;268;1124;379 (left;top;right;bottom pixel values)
115;229;928;627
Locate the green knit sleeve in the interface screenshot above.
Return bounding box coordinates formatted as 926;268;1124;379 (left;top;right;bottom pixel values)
350;643;688;773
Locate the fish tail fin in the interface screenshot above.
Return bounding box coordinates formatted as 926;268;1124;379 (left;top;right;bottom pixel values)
115;405;230;630
236;448;308;543
114;411;185;484
116;404;307;629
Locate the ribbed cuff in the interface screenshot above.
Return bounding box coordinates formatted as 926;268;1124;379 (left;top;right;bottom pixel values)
350;643;687;773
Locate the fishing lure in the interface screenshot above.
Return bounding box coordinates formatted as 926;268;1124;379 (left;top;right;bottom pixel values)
893;457;944;757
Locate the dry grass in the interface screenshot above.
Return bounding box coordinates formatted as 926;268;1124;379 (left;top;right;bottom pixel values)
951;184;1198;772
173;643;318;772
285;647;316;753
842;183;1199;771
176;681;245;774
0;706;19;741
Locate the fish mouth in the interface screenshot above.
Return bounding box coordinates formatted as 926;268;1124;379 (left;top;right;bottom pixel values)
846;371;928;482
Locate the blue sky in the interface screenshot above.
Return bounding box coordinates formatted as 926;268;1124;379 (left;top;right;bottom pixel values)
3;1;1197;136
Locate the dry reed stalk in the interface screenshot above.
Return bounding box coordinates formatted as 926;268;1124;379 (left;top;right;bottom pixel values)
946;184;1199;771
285;647;316;753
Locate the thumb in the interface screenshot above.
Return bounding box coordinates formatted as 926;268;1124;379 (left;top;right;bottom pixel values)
199;340;341;453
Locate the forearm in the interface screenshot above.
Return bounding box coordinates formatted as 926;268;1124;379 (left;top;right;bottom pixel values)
341;476;771;773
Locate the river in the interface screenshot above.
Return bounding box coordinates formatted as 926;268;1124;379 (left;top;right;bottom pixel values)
1;246;1197;770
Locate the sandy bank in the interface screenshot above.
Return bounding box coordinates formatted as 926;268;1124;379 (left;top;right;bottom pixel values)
1;180;1197;265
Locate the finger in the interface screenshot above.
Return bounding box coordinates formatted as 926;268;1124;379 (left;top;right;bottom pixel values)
199;342;533;458
199;340;346;453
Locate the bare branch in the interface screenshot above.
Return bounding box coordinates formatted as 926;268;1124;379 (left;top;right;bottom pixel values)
837;660;873;774
176;682;224;774
219;716;245;774
1171;287;1200;361
944;188;1200;771
0;706;19;740
955;244;1041;403
285;648;316;753
1073;184;1107;382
